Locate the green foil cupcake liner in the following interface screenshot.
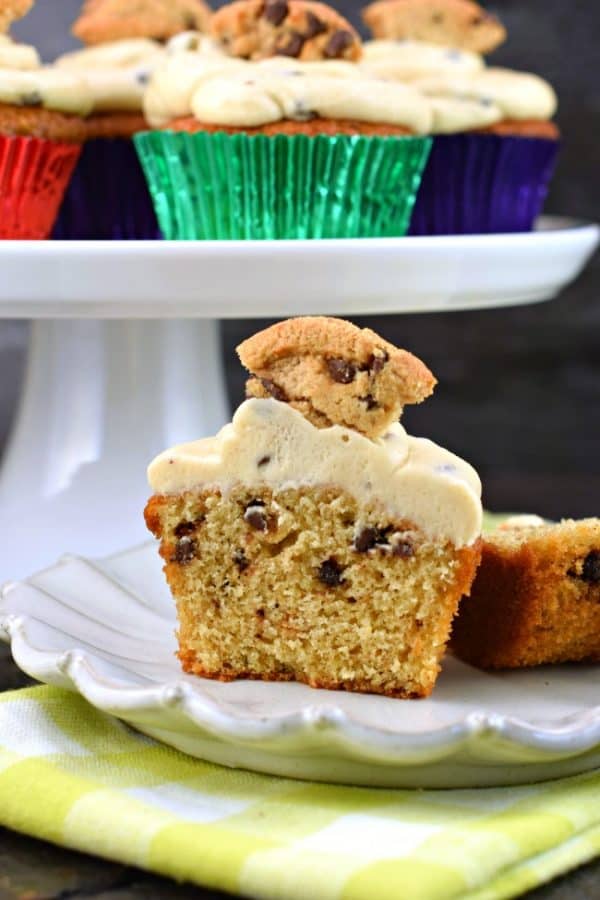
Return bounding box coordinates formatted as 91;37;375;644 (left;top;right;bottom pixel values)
134;131;431;240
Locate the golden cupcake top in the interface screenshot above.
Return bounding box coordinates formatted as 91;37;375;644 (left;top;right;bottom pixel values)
210;0;362;62
362;0;506;54
72;0;212;46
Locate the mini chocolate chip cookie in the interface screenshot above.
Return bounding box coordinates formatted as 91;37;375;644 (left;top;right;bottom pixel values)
0;0;33;32
211;0;362;62
237;316;436;439
72;0;213;46
362;0;506;54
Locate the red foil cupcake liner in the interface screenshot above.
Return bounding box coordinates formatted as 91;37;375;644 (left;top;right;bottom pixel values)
53;138;162;240
0;135;81;240
409;133;560;236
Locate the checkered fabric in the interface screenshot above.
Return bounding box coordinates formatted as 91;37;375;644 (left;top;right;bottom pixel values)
0;686;599;899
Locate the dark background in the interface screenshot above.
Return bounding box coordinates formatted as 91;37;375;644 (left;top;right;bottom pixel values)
2;0;599;519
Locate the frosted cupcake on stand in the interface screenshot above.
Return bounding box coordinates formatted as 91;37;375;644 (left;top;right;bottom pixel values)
52;0;213;239
362;0;560;234
135;0;434;240
0;0;92;238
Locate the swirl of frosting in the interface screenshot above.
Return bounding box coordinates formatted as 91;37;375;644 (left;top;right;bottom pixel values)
362;39;484;81
55;39;166;113
145;54;433;132
0;68;94;116
0;34;40;70
429;95;501;133
415;67;558;121
144;52;246;127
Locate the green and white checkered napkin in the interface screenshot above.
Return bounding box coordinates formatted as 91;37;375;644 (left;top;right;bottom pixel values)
1;686;599;899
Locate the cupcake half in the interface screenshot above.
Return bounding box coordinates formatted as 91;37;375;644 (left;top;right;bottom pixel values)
145;317;483;698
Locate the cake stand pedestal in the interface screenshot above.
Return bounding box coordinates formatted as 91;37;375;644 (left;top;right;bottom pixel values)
0;217;597;580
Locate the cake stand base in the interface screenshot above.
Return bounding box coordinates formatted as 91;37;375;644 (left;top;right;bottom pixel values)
0;320;229;580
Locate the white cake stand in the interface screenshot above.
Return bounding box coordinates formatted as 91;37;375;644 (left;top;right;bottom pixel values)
0;216;597;581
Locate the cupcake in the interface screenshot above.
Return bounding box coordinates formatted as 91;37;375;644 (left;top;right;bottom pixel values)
135;0;433;240
0;4;91;239
52;0;213;240
452;517;600;669
145;317;483;698
362;0;560;235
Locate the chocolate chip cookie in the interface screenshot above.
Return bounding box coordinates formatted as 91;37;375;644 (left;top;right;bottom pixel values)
237;316;436;438
72;0;213;46
0;0;33;32
362;0;506;54
210;0;362;62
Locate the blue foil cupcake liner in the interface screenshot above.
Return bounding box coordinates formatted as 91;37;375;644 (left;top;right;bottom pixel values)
52;137;161;240
409;133;560;236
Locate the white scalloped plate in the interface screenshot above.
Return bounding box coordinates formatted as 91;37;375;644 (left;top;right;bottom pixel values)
1;542;599;789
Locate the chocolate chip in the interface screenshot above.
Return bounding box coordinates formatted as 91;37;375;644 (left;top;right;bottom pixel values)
260;378;288;402
360;394;380;410
171;536;197;564
393;540;414;559
347;597;357;604
135;70;150;86
233;548;250;571
275;31;305;57
367;350;389;374
174;521;196;538
317;558;345;587
20;91;42;107
354;527;391;553
257;455;271;468
327;358;357;384
264;0;288;25
582;551;600;583
303;11;326;38
324;29;354;58
293;104;317;121
245;506;269;532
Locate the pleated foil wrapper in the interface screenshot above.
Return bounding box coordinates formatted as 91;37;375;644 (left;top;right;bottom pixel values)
409;133;560;236
135;130;432;240
0;135;81;240
53;137;162;240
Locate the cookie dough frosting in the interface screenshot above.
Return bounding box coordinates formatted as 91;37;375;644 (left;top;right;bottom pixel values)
55;38;165;112
361;39;484;81
0;34;40;69
415;68;558;121
148;399;482;547
0;67;93;115
144;52;433;131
